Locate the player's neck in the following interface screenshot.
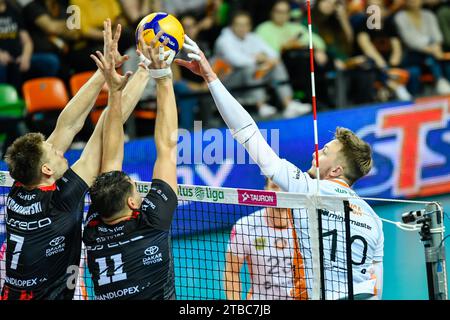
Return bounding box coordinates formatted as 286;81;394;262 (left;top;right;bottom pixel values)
102;209;133;225
24;176;57;190
322;173;351;187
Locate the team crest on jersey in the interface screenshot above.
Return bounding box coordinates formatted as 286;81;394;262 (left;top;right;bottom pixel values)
254;237;266;250
274;237;288;250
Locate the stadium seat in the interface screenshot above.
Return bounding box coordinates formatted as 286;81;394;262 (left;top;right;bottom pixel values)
70;71;109;106
0;84;25;118
134;109;156;120
211;58;232;80
22;77;69;113
22;77;69;137
70;71;109;124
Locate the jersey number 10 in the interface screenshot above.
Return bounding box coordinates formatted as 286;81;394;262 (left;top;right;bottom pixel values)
322;229;368;265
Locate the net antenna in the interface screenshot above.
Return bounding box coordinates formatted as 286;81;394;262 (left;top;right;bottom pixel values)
305;0;324;300
307;0;320;191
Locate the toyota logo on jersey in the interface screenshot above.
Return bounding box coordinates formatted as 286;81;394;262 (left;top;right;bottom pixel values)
145;246;159;256
49;236;65;247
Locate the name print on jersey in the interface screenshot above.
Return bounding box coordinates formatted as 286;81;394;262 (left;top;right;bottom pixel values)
6;197;42;215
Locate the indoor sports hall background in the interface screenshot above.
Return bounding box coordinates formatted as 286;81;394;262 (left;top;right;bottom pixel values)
2;95;449;299
1;0;450;300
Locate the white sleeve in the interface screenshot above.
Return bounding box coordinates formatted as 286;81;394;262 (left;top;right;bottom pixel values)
228;220;250;259
373;220;384;262
207;79;283;178
372;261;383;299
272;159;316;194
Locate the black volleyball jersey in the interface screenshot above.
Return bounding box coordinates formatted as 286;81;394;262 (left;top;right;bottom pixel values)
83;179;178;300
1;169;88;300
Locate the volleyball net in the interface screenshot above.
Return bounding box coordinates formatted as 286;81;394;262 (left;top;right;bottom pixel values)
0;171;446;300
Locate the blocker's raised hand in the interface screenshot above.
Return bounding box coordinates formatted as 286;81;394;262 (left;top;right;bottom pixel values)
103;19;129;69
174;35;217;83
91;51;132;92
136;29;176;79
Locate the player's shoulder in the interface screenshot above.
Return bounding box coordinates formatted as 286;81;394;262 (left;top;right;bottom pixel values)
351;197;384;232
56;168;89;192
146;179;178;203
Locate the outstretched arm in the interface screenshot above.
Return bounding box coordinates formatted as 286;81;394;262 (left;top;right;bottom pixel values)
46;20;129;154
90;50;131;173
138;31;178;193
71;66;148;185
71;21;147;186
46;67;105;153
175;37;283;179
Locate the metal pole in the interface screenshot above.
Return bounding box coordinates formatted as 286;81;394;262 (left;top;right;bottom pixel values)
420;203;448;300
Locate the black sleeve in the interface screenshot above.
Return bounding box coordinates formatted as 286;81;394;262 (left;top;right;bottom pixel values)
384;16;399;38
53;169;89;212
9;6;26;31
354;16;367;37
141;179;178;231
23;1;48;23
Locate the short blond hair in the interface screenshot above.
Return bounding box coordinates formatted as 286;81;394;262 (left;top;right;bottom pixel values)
334;127;372;185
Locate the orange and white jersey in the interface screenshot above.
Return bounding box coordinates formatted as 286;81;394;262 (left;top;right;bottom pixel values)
227;209;307;300
272;159;384;300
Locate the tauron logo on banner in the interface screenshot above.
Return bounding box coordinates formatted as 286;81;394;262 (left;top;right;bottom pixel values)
237;190;277;206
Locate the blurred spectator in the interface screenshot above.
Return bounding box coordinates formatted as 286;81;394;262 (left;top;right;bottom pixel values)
256;1;325;54
385;0;407;14
195;0;229;56
436;2;450;50
0;0;32;91
423;0;444;11
68;0;131;72
395;0;450;94
20;0;82;80
172;14;213;130
214;11;311;119
120;0;162;29
162;0;208;16
310;0;377;105
419;0;450;51
228;0;278;27
355;0;415;100
256;0;333;107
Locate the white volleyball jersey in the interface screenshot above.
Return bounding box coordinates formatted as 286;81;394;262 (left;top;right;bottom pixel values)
272;159;384;300
228;209;308;300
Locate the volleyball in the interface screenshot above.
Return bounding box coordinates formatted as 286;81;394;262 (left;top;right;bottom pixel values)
135;12;185;54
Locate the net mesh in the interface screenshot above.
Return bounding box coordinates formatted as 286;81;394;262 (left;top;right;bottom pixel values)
0;171;356;300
